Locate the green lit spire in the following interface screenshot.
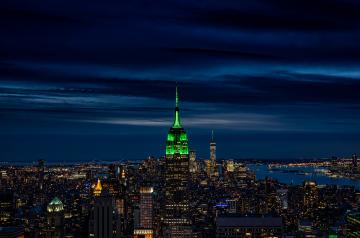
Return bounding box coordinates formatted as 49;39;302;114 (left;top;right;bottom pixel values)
166;86;189;156
176;85;179;107
172;86;181;128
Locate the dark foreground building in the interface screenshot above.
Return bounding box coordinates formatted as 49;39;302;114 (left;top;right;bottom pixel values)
346;212;360;238
216;216;283;238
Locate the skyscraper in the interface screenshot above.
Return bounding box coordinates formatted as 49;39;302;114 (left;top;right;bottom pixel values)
139;187;153;229
46;197;64;238
164;87;192;237
0;190;14;225
90;191;113;238
303;181;318;218
114;180;129;237
210;130;217;177
189;150;197;173
38;159;45;191
134;187;154;238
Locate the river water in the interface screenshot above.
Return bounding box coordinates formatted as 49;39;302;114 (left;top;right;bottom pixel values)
248;164;360;190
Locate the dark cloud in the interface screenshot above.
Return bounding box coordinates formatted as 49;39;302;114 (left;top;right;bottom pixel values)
196;0;360;30
1;61;360;107
1;0;360;160
0;6;84;26
2;0;360;64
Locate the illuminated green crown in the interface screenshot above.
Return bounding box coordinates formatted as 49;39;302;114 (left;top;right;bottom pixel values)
47;197;64;212
166;86;189;156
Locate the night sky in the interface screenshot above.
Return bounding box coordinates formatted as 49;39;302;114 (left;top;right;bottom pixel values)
2;0;360;162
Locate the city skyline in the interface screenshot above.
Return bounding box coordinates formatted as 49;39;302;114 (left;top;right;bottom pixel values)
2;0;360;161
2;2;360;237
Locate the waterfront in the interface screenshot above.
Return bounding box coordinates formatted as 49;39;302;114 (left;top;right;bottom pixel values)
249;164;360;190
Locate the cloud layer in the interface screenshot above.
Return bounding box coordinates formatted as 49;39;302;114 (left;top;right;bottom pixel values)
1;0;360;160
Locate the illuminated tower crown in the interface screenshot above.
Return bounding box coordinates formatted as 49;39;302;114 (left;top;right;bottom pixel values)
47;197;64;213
47;197;64;238
165;86;189;157
93;178;102;196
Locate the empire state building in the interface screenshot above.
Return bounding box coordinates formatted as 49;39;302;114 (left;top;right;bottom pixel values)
164;87;192;238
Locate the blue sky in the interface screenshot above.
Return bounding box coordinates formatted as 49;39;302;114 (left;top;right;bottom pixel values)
1;0;360;161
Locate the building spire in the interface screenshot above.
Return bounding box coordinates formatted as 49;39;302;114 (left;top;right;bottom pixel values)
172;86;181;128
211;130;214;142
94;178;102;196
176;85;179;108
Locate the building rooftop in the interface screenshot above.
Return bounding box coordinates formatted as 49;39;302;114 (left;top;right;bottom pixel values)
49;196;63;205
217;216;282;227
94;178;102;196
47;197;64;212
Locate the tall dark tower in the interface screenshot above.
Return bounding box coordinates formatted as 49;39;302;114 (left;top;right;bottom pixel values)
89;187;114;238
164;87;192;238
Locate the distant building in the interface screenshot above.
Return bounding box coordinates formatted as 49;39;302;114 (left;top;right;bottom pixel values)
0;190;13;225
204;159;212;177
189;150;197;173
352;154;358;168
210;130;218;177
38;159;45;191
303;181;318;218
115;197;127;236
277;189;288;210
225;199;237;214
225;160;235;173
216;216;283;238
46;197;64;238
298;220;316;238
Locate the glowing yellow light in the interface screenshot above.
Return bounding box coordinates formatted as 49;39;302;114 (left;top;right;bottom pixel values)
93;178;102;196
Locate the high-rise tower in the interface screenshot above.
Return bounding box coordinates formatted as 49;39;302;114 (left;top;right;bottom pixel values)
303;181;318;218
134;187;154;238
38;159;45;191
0;190;14;225
189;150;197;173
89;190;114;238
164;86;192;238
47;197;64;238
210;130;217;177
